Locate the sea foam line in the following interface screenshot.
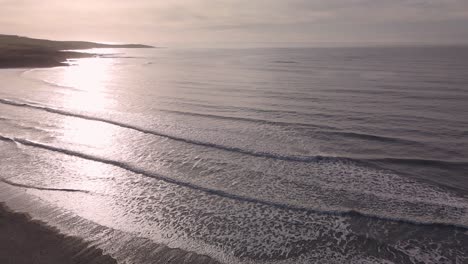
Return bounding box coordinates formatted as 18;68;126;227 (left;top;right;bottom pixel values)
20;70;84;92
1;98;466;169
0;98;331;163
155;108;332;130
0;178;91;194
1;134;467;231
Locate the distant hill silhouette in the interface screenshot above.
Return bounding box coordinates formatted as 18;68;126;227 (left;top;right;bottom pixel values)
0;34;153;68
0;34;154;49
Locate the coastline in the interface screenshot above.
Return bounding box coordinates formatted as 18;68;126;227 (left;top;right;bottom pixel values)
0;202;117;264
0;37;226;263
0;198;223;264
0;34;153;69
0;49;95;68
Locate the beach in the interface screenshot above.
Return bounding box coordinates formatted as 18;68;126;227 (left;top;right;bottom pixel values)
2;0;468;262
0;35;119;263
0;36;222;264
1;45;467;263
0;203;116;264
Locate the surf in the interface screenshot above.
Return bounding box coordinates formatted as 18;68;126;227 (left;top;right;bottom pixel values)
1;134;468;231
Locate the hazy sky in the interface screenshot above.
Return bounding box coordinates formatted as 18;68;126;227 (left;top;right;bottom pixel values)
1;0;468;47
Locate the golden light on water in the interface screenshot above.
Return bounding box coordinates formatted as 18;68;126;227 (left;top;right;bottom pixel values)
59;57;116;112
60;118;118;149
56;56;121;149
55;56;120;195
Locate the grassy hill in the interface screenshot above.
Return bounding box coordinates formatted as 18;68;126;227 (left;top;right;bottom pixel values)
0;34;153;50
0;34;153;68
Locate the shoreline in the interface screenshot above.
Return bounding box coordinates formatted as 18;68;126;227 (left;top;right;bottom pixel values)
0;34;153;69
0;185;222;264
0;202;117;264
0;49;96;69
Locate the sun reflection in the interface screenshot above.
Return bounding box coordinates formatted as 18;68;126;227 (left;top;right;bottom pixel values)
59;57;116;112
54;56;122;199
61;118;118;149
56;57;122;153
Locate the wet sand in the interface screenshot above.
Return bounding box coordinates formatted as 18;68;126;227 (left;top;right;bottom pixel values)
0;200;222;264
0;203;117;264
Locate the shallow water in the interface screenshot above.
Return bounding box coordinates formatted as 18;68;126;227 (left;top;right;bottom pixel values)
1;47;468;263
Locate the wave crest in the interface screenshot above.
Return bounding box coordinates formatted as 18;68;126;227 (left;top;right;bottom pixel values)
1;134;468;231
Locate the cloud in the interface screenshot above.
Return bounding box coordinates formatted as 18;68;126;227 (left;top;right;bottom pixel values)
1;0;467;45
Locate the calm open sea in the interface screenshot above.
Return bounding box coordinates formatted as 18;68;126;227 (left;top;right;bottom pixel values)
1;47;468;263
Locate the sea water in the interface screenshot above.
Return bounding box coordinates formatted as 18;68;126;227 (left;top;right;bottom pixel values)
1;47;468;263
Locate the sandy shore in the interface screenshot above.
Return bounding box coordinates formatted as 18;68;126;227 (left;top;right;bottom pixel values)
0;203;117;264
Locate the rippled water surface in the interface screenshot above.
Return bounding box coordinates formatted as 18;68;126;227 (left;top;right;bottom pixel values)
1;47;468;263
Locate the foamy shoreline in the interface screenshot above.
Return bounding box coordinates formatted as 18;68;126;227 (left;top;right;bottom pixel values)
0;202;117;264
0;183;223;264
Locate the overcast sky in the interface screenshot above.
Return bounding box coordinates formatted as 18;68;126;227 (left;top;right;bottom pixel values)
1;0;468;47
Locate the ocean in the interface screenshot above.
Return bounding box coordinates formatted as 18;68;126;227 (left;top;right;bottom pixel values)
1;46;468;263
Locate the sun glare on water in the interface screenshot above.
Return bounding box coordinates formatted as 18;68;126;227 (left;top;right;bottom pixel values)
56;56;122;145
55;56;123;193
59;57;116;112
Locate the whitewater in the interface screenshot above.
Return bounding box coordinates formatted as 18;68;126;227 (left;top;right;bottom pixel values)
1;47;468;263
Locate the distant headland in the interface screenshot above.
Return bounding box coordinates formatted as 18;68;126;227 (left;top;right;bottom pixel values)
0;34;154;68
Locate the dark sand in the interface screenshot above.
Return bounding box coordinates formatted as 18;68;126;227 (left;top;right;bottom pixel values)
0;203;117;264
